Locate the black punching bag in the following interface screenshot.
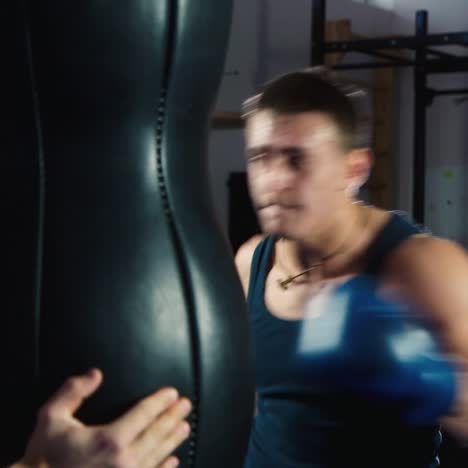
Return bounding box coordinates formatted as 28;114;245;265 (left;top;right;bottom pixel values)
2;1;255;466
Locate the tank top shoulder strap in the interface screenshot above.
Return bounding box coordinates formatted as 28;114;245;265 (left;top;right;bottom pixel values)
364;211;425;276
247;235;276;307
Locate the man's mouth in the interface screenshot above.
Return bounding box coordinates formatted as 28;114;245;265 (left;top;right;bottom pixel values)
258;203;300;215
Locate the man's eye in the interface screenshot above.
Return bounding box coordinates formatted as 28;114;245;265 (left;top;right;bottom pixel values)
287;150;304;169
247;153;266;164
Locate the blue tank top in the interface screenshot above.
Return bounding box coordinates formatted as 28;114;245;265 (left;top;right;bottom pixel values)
244;212;442;468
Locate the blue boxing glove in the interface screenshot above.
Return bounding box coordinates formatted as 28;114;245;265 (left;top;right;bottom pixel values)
293;275;457;425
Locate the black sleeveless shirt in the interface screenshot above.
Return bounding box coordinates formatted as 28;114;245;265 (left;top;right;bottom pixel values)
244;212;442;468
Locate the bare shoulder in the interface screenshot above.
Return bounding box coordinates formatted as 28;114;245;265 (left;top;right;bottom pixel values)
387;234;468;276
384;234;468;336
234;234;265;296
234;234;265;271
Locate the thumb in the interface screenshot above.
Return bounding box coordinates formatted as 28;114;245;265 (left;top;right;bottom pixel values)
47;368;103;418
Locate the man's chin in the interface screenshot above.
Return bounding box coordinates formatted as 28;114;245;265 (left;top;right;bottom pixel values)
257;206;302;236
259;220;293;239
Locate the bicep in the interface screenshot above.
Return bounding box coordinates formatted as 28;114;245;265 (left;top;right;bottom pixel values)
390;238;468;359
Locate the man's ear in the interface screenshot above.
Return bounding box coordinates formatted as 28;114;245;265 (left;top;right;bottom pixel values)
345;148;374;196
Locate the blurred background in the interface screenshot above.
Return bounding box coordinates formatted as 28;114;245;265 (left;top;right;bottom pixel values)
208;0;468;254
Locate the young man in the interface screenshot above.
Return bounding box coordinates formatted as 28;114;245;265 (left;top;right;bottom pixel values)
11;369;191;468
235;67;468;467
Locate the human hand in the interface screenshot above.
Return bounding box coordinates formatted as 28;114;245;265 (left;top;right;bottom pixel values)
14;369;191;468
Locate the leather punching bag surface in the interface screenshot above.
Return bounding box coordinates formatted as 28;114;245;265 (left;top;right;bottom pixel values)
2;1;255;466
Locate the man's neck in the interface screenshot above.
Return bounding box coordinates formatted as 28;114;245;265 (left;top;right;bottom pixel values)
279;203;382;277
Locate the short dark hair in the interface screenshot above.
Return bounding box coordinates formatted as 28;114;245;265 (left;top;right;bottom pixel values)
243;67;371;151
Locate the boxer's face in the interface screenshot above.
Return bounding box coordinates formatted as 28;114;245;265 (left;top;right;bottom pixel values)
245;110;352;241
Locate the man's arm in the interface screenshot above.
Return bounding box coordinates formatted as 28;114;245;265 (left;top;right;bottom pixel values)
11;369;191;468
386;236;468;357
234;235;264;297
385;235;468;438
234;235;263;416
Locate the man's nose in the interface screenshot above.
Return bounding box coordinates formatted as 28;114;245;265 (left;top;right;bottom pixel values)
265;156;296;192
